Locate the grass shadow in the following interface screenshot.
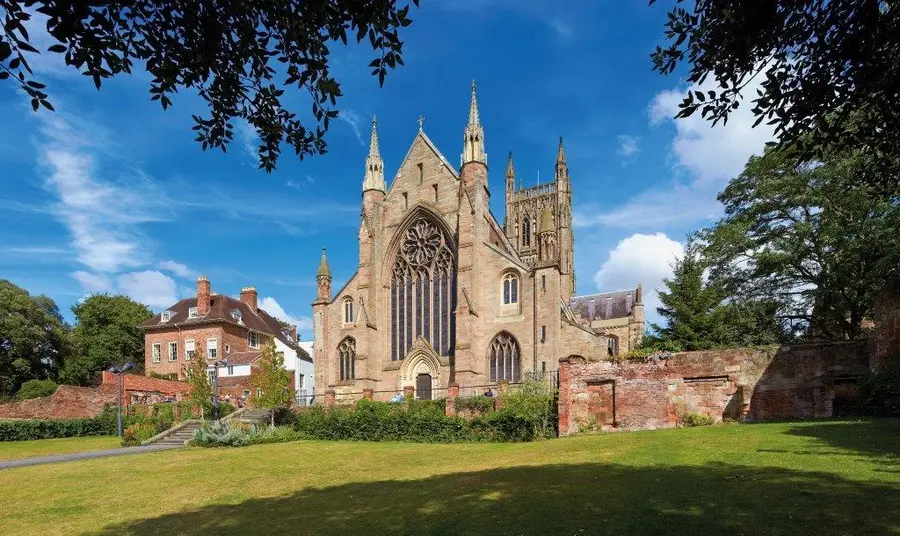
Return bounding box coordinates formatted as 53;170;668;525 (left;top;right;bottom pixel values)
92;460;900;536
784;419;900;462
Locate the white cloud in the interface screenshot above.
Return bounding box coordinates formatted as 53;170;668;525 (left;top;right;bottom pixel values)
337;110;366;148
236;120;261;167
548;18;573;39
593;233;685;326
71;271;114;294
115;270;179;309
616;134;640;165
159;260;196;279
259;296;313;330
286;175;316;191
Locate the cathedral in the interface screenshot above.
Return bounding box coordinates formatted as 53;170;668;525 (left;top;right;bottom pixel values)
312;82;643;400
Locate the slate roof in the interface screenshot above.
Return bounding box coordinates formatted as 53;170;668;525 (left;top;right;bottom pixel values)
568;289;638;322
138;293;298;349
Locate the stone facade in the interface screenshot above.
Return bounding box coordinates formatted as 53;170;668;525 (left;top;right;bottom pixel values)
314;82;641;401
558;340;872;435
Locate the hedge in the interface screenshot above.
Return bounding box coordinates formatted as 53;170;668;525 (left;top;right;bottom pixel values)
0;416;116;441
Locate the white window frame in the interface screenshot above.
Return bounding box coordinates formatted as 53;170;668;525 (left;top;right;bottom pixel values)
184;339;196;360
343;297;354;324
207;338;218;359
167;341;178;362
151;343;161;363
227;365;234;375
248;331;260;349
188;307;199;319
502;273;519;305
160;311;171;323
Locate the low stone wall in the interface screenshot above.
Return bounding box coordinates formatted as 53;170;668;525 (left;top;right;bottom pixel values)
0;385;117;420
558;340;871;435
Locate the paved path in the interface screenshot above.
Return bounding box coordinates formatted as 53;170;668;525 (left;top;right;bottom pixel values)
0;444;182;470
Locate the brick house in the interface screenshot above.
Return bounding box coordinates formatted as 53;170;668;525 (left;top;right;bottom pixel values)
139;277;313;399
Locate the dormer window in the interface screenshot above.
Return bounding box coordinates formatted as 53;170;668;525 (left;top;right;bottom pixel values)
248;331;260;349
160;311;172;323
231;309;243;324
188;307;199;319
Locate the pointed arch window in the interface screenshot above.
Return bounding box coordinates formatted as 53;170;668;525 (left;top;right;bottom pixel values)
489;332;521;382
522;215;531;247
343;297;354;324
391;216;456;361
502;273;518;305
338;337;356;381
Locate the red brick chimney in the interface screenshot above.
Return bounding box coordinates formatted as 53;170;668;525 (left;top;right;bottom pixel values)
290;324;297;343
197;276;211;316
240;286;258;311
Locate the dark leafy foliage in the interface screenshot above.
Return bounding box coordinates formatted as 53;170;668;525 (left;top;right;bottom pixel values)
858;358;900;417
0;0;419;171
14;379;58;400
650;0;900;188
0;415;115;441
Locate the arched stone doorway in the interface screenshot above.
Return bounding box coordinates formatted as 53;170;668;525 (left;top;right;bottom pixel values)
400;338;442;400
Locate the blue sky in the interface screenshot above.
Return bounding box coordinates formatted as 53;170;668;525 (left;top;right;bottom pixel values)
0;1;773;339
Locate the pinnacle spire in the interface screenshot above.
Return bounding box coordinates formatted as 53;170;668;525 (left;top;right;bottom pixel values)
362;116;386;193
467;79;480;127
556;136;567;164
506;151;515;179
461;80;486;165
316;248;332;278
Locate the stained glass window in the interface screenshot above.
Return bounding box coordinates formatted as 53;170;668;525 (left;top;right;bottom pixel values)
488;332;521;382
338;337;356;381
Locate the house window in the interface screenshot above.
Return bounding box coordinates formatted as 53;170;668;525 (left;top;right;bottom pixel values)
339;337;356;381
167;342;178;362
541;325;546;343
207;369;215;383
502;273;519;305
248;331;260;349
298;374;304;389
160;311;171;323
207;338;218;359
224;343;230;353
256;388;263;397
227;365;234;375
185;339;195;360
151;343;161;363
243;389;251;397
488;332;521;382
343;298;354;324
188;307;198;319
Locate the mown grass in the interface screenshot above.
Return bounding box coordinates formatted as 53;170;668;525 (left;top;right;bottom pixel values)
0;436;120;461
1;420;898;536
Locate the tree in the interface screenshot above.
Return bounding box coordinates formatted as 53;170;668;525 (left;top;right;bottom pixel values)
0;279;70;397
60;294;153;386
650;0;900;186
652;241;787;350
15;379;58;400
251;342;293;427
701;146;899;340
1;0;420;171
185;343;212;421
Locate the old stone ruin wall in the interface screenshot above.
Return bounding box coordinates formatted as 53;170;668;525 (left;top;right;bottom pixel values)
558;340;871;435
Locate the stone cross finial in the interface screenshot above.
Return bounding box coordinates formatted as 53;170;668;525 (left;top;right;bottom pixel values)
417;115;425;131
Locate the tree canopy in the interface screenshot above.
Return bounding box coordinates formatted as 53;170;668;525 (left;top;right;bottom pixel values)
651;0;900;183
1;0;419;171
701;146;899;340
61;294;153;386
185;343;212;421
0;280;70;397
251;341;293;427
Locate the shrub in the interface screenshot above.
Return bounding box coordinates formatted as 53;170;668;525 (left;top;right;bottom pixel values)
502;378;557;439
858;358;900;417
455;396;494;414
680;412;714;427
121;422;158;446
15;379;58;400
0;417;116;441
191;421;247;447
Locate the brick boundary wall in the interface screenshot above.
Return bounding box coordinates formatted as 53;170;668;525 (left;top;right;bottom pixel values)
558;339;871;435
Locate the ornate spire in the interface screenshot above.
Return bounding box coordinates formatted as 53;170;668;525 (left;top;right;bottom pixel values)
555;136;568;182
506;151;515;180
461;80;486;166
362;116;386;193
556;136;567;164
316;248;332;279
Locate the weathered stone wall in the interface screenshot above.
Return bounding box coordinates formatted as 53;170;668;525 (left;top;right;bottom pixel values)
0;374;190;420
558;340;871;435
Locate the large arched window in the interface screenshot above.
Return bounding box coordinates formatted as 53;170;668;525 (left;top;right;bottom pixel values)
488;332;521;382
338;337;355;381
522;215;531;247
502;273;518;305
343;297;354;324
390;216;456;361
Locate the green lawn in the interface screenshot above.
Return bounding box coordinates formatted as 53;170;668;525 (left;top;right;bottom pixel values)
0;420;898;536
0;436;120;461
